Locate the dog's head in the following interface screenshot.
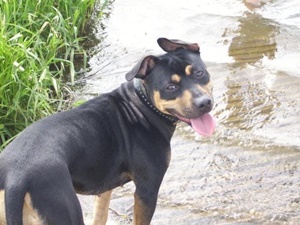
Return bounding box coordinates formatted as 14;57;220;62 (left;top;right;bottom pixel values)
126;38;215;136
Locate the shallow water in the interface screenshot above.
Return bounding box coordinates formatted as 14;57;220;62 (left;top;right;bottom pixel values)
78;0;300;224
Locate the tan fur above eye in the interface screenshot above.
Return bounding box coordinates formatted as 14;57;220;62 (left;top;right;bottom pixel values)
171;74;181;83
185;65;193;76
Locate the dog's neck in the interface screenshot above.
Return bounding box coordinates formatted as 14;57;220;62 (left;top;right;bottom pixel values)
133;79;178;124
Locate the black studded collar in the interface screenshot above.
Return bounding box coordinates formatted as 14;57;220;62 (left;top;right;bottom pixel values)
133;79;178;124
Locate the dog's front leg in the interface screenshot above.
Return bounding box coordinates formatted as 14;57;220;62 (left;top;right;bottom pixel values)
91;190;112;225
132;171;165;225
133;189;158;225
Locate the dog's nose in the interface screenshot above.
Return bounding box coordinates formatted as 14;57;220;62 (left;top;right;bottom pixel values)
195;96;212;113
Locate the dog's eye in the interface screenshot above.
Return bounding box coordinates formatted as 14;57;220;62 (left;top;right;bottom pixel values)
195;70;204;78
165;84;178;92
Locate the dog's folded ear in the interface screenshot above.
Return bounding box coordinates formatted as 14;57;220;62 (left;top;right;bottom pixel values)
157;38;200;53
125;55;159;81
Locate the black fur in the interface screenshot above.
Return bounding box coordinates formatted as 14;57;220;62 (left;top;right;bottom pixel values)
0;38;212;225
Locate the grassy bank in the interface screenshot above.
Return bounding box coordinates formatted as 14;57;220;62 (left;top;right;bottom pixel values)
0;0;108;150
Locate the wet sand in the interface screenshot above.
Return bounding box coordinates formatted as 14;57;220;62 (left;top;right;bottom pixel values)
77;0;300;224
80;131;300;224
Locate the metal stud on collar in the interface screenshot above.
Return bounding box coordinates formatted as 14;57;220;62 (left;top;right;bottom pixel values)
134;79;178;124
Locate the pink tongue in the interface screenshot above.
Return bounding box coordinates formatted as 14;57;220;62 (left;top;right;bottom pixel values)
190;113;216;137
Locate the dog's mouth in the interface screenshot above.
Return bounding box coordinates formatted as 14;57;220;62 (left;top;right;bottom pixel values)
173;113;216;137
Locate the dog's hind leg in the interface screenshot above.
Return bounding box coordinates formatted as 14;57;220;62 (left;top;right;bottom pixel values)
0;190;44;225
91;190;112;225
36;186;83;225
4;180;27;225
29;168;85;225
31;184;84;225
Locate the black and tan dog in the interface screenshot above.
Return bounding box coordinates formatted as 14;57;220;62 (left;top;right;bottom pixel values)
0;38;215;225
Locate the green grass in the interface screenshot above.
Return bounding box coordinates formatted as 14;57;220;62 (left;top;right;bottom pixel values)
0;0;108;150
